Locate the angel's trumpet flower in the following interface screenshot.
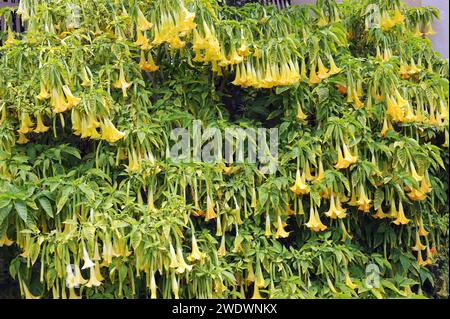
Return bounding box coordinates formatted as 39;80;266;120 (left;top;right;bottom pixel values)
409;161;423;183
34;113;50;133
393;201;410;225
37;82;51;100
315;159;325;182
169;242;180;269
0;233;13;247
305;206;327;232
217;234;227;257
251;281;264;299
343;142;358;165
372;206;389;219
62;85;81;109
113;67;132;97
18;113;34;134
176;246;192;274
100;119;125;143
81;245;95;270
309;63;321;84
51;89;69;113
290;169;310;195
340;220;353;241
352;89;364;109
412;231;426;251
393;9;405;24
80;67;92;87
85;266;102;288
17;132;30;144
417;216;429;237
150;270;157;299
304;163;315;182
317;57;329;80
420;171;432;194
139;51;159;72
380;117;392;137
172;273;179;299
328;54;342;75
335;144;351;169
356;184;371;212
407;188;426;201
187;233;206;262
73;262;88;285
275;215;290;239
425;23;436;36
205;195;217;221
296;99;308;121
136;7;152;31
325;194;348;219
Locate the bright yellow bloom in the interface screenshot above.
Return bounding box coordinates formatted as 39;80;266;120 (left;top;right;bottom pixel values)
205;195;217;221
409;161;423;183
356;184;371;212
137;7;152;31
275;215;290;239
393;201;410;225
62;85;81;109
37;82;51;100
34;113;50;133
85;266;102;288
290;169;310;195
328;54;342;75
264;214;272;237
217;234;227;257
187;233;206;262
305;206;327;232
100;118;125;143
251;281;264;299
51;89;69;113
113;67;132;97
17;132;30;144
417;216;429;237
412;231;426;252
0;233;14;247
309;63;321;84
139;51;159;72
18;113;34;134
176;245;192;274
372;207;389;219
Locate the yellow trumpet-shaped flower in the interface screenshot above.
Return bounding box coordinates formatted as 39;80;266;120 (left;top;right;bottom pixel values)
139;51;159;72
18;113;34;134
417;216;429;237
73;262;88;285
137;7;152;31
17;132;30;144
51;89;69;113
187;233;206;262
343;142;358;165
315;159;325;182
309;63;321;84
171;273;179;299
251;281;264;299
425;23;436;36
34;113;50;133
317;56;330;79
328;54;342;75
169;242;180;269
393;9;405;24
176;245;192;274
275;215;290;239
150;270;157;299
420;171;433;194
409;161;423;183
62;85;81;110
205;195;217;221
340;220;353;241
290;169;310;195
217;234;227;257
393;201;410;225
85;266;102;288
325;194;347;219
356;184;372;212
113;67;132;97
372;207;389;219
412;231;426;251
100;118;125;143
0;233;14;247
305;206;327;232
37;82;51;100
296;99;308;121
407;188;426;201
380;116;393;137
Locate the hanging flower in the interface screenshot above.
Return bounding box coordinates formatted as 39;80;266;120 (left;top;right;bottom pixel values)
290;169;310;195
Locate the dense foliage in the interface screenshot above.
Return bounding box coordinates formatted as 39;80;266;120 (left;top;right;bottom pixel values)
0;0;448;299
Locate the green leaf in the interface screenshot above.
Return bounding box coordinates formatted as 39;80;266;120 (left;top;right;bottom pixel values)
38;197;53;218
14;201;28;223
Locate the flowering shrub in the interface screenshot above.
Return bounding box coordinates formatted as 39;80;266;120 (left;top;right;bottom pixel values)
0;0;448;299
